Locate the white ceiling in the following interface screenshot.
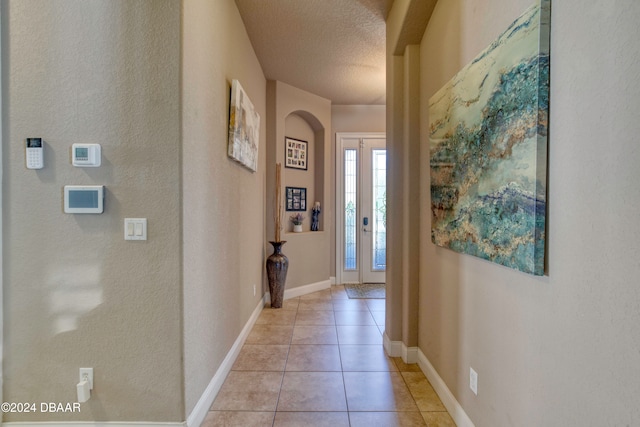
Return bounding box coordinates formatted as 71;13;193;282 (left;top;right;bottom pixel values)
235;0;393;105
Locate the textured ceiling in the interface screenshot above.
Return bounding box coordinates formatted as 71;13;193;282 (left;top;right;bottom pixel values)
235;0;392;105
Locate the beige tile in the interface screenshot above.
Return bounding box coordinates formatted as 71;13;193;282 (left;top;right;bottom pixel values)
365;299;386;311
232;344;289;371
211;371;283;411
340;344;398;372
343;371;419;412
255;308;297;325
277;371;347;411
334;310;376;325
332;299;370;311
295;310;335;325
298;300;334;310
267;298;299;310
393;357;422;372
349;411;427;427
371;310;386;326
336;325;382;345
292;325;338;344
273;411;350;427
300;288;332;300
202;411;274;426
286;345;342;371
402;372;447;412
331;285;349;300
245;324;293;345
422;411;457;426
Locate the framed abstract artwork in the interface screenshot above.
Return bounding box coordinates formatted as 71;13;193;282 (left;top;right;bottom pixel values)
228;79;260;172
285;137;308;170
429;0;550;276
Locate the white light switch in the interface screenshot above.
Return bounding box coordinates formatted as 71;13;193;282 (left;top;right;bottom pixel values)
124;218;147;240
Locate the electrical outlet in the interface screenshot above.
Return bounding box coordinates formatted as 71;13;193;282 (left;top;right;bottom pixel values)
253;284;257;296
470;367;478;395
80;368;94;390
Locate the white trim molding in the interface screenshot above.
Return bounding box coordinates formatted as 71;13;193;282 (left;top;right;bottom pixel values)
383;337;474;427
417;349;475;427
266;279;331;303
383;333;403;358
185;296;265;427
382;335;418;364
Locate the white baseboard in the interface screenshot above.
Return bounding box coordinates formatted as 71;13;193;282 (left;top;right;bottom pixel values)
1;423;185;427
185;297;265;427
383;333;403;357
403;345;419;364
382;338;474;427
265;279;331;303
330;276;336;285
417;349;475;427
188;280;329;426
382;335;418;364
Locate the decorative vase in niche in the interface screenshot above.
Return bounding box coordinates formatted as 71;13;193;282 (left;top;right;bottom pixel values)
266;241;288;308
293;224;303;233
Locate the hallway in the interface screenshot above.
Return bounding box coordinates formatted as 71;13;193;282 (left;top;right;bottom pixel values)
203;286;455;426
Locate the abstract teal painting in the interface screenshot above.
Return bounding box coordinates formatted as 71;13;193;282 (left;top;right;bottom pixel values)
429;0;550;276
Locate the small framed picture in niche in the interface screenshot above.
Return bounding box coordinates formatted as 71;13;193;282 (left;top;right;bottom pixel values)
285;137;308;170
286;186;306;211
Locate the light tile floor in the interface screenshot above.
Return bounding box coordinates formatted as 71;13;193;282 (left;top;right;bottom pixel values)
203;286;456;427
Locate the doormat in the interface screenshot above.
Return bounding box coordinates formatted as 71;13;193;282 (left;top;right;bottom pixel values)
344;283;385;299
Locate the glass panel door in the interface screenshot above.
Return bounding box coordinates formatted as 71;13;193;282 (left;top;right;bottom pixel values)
336;134;386;285
362;139;386;283
344;149;358;271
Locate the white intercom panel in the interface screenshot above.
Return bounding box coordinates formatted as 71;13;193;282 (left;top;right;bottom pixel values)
26;138;44;169
64;185;105;214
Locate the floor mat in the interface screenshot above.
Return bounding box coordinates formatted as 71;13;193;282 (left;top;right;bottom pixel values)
344;283;386;299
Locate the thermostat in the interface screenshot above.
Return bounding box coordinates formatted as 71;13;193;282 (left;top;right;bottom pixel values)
64;185;104;214
72;143;101;167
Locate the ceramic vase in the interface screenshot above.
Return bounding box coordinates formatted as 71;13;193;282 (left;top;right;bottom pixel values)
266;241;288;308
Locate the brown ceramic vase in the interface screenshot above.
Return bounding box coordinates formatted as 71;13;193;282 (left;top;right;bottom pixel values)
266;241;288;308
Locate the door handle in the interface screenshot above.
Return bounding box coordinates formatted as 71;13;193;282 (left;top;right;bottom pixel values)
363;216;370;232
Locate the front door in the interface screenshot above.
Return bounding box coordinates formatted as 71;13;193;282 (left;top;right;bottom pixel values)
336;133;386;284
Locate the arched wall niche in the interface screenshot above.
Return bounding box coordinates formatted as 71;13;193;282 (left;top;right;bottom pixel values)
283;110;325;233
265;80;332;294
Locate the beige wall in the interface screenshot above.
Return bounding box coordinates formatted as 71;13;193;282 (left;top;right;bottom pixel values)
3;0;269;423
2;0;182;422
396;0;640;426
283;114;316;232
266;81;331;292
182;0;267;417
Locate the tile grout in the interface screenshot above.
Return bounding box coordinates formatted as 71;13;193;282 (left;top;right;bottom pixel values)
204;286;455;426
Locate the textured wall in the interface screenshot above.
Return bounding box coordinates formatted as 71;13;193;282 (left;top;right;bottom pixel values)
265;81;331;291
284;114;316;233
419;0;640;426
3;0;182;422
182;0;267;417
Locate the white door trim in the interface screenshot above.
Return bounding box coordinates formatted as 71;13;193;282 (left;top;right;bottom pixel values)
335;132;385;285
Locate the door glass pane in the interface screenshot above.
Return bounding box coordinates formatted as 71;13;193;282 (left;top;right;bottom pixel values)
344;149;357;270
372;149;386;271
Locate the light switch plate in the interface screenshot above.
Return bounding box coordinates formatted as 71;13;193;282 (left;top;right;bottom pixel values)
124;218;147;241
